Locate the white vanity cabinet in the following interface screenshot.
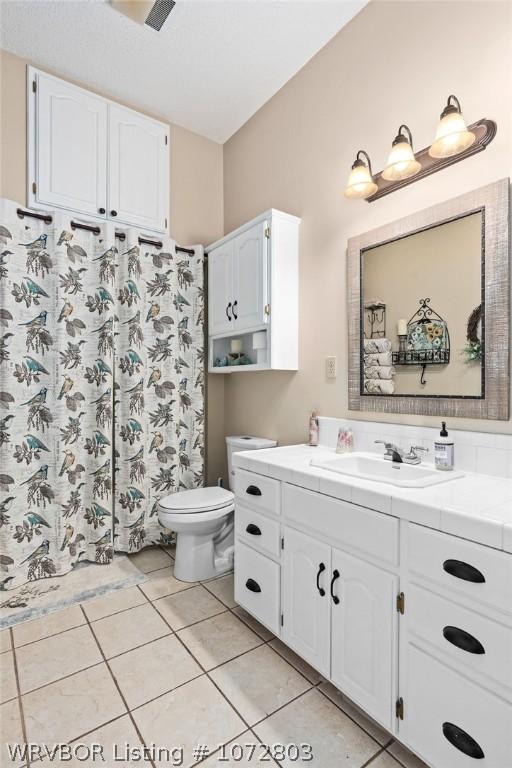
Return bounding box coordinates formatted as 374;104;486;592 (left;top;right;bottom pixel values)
233;458;512;768
28;67;169;233
208;209;299;372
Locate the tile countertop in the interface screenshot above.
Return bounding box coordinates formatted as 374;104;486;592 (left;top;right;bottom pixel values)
232;444;512;553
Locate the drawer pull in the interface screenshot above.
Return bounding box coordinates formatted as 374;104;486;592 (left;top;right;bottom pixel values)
246;523;261;536
442;722;485;759
245;578;261;593
330;569;340;605
246;485;262;496
443;626;485;655
316;563;326;597
443;559;485;584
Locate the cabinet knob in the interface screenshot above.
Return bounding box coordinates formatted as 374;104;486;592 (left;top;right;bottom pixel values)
330;569;340;605
226;303;232;321
245;578;261;593
232;300;238;320
246;485;261;496
443;559;485;583
98;207;106;215
442;723;485;759
110;210;118;217
246;523;261;536
443;626;485;655
316;563;326;597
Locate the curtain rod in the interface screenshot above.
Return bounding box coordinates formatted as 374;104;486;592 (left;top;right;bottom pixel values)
15;208;195;255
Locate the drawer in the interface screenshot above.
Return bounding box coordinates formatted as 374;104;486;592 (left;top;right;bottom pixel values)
234;468;280;516
405;644;512;768
408;584;512;693
283;483;399;566
234;540;280;634
407;524;512;616
235;504;280;559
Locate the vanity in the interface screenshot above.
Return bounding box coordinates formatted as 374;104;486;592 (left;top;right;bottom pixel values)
233;440;512;768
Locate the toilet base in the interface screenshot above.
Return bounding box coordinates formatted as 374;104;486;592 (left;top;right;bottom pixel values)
173;517;234;582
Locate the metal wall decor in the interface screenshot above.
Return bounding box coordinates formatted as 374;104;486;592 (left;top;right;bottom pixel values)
392;298;450;386
364;301;386;339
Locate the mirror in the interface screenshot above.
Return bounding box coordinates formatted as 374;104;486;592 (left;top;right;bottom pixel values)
361;211;483;397
347;179;509;420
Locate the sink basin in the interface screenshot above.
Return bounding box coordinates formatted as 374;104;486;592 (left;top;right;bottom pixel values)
310;452;464;488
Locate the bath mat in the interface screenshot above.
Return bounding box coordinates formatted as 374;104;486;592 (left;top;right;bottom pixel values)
0;555;147;629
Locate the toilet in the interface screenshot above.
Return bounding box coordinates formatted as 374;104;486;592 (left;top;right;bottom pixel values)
158;436;277;582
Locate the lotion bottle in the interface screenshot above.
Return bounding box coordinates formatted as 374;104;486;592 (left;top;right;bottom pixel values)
309;410;319;447
434;421;454;471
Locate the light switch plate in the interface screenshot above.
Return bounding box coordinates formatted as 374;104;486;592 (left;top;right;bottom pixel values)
326;356;337;379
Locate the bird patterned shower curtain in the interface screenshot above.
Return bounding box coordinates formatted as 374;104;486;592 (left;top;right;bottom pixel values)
0;198;204;591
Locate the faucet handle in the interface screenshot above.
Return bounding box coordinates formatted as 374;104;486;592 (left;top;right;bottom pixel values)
409;445;428;454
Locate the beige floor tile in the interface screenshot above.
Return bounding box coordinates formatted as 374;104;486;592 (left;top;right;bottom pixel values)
153;585;226;630
368;752;403;768
16;624;102;694
210;645;310;726
387;741;430;768
132;675;245;768
0;628;12;654
201;731;279;767
268;639;324;684
129;547;173;574
231;607;274;641
0;699;24;767
109;635;202;709
83;585;147;622
13;604;85;647
92;603;170;659
254;689;380;768
204;574;236;608
177;612;261;671
23;663;125;746
139;567;196;601
1;651;17;703
318;682;391;745
54;715;151;766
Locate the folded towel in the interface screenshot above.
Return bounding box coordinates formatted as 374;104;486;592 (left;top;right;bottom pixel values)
364;338;391;354
364;365;395;380
364;379;395;395
363;351;393;367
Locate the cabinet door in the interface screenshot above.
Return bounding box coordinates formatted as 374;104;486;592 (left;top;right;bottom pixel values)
282;527;331;677
208;242;234;336
330;548;398;729
108;104;169;232
34;72;107;216
232;220;268;331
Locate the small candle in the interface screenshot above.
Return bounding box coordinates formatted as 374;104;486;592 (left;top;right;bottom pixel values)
231;338;242;354
398;319;407;336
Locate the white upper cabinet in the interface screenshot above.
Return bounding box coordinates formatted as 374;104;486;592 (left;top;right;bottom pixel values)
108;104;169;232
208;240;235;336
233;220;268;331
32;72;107;218
28;68;170;233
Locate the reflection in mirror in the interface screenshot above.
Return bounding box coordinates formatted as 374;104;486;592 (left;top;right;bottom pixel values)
361;211;483;397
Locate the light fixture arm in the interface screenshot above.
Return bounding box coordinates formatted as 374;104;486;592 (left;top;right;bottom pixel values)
396;124;414;148
355;149;373;176
442;94;462;118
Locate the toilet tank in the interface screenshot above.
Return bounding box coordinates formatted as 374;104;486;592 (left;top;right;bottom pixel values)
225;436;277;490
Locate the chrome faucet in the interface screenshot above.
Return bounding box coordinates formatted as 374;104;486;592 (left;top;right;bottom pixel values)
374;441;403;463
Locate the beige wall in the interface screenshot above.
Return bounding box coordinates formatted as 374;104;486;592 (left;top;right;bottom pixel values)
223;0;512;446
0;48;225;484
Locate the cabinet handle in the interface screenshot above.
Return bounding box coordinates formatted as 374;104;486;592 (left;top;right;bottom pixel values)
246;485;261;496
443;559;485;583
246;523;261;536
330;569;340;605
316;563;326;597
245;578;261;593
110;210;118;217
232;300;238;320
443;626;485;655
98;207;106;215
442;723;485;759
226;302;232;321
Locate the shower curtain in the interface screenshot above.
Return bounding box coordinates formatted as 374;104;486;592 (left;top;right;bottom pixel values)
0;198;204;590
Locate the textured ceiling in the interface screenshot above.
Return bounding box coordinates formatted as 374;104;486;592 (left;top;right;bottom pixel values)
0;0;367;142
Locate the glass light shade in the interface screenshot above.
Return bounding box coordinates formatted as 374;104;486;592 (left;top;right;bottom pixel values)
382;139;421;181
429;111;476;158
344;161;378;199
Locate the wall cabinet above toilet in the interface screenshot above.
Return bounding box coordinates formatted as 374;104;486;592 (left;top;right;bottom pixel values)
208;209;299;373
27;67;169;233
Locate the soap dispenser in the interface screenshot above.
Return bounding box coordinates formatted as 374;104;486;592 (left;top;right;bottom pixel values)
434;421;454;471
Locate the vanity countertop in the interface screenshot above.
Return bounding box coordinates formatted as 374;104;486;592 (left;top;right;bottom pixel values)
233;444;512;553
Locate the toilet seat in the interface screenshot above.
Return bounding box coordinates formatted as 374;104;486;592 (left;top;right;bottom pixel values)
159;486;234;515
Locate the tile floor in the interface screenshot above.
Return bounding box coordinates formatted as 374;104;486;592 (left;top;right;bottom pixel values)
0;547;428;768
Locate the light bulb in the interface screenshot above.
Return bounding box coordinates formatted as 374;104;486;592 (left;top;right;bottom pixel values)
429;97;475;158
382;126;421;181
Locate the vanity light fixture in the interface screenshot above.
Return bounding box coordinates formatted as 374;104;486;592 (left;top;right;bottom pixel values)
429;95;476;159
382;125;421;181
344;150;378;199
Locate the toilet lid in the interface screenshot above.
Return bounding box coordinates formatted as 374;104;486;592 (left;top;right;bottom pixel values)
159;487;234;514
